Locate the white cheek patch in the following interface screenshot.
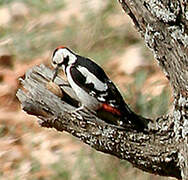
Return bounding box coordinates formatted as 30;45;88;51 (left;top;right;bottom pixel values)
63;49;77;65
52;50;64;66
77;66;108;92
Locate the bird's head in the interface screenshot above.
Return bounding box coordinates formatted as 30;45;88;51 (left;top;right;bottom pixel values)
51;46;77;81
52;46;77;68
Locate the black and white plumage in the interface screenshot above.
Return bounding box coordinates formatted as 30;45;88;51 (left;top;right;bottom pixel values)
51;46;148;129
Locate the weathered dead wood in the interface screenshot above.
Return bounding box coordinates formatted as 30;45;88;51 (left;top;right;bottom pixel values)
17;65;181;179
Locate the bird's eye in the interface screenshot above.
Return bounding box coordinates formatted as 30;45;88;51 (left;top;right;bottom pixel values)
52;61;57;65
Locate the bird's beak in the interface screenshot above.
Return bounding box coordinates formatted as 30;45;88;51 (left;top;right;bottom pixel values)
52;66;59;82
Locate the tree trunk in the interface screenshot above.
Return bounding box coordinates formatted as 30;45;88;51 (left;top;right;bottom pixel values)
16;0;188;179
118;0;188;179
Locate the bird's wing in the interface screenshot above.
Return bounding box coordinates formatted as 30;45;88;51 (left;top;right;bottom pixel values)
69;65;107;98
69;66;128;111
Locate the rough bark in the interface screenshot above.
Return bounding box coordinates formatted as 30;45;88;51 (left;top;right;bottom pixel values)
118;0;188;179
16;0;188;179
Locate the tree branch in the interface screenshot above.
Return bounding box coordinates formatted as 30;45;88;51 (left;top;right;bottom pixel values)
17;65;181;179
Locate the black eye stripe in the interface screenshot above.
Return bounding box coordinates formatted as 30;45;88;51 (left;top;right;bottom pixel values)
58;62;64;66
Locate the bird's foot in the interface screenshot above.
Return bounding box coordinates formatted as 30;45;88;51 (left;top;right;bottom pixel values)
71;105;97;120
71;105;85;120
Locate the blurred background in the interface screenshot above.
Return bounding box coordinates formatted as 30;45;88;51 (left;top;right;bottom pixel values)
0;0;173;179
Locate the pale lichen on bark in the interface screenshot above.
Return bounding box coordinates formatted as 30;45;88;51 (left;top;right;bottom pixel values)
173;94;188;178
144;0;178;23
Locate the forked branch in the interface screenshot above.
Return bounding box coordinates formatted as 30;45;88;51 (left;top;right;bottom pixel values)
16;65;181;179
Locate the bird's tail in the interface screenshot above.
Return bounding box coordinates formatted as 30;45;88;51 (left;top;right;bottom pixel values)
121;103;151;132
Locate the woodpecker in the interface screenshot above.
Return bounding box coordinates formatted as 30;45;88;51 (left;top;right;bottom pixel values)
51;46;148;130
